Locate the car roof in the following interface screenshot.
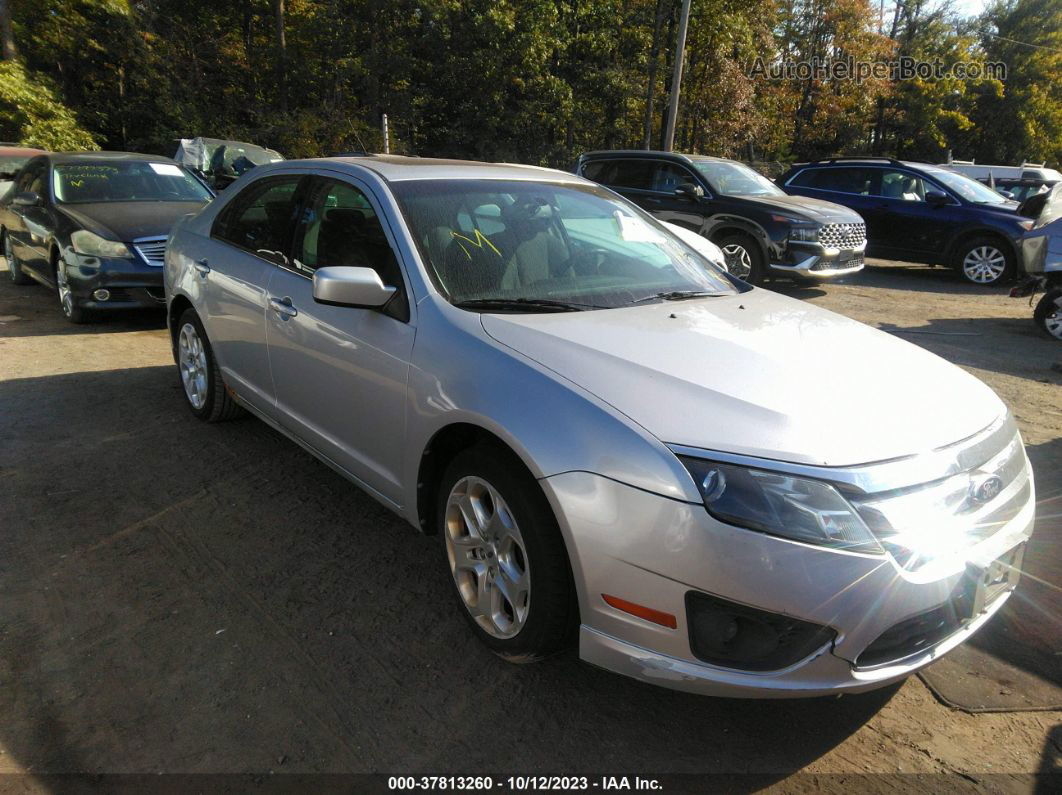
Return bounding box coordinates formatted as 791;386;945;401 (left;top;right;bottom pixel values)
45;151;181;166
579;149;733;165
0;146;46;157
292;154;582;184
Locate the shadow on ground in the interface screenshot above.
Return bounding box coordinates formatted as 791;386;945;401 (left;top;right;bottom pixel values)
0;365;898;776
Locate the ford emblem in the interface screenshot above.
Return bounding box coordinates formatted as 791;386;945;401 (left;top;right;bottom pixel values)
970;474;1004;505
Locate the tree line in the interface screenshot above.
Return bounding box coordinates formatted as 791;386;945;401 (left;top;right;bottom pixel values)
0;0;1058;168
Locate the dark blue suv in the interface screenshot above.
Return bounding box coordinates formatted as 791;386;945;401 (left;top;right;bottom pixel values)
779;157;1035;286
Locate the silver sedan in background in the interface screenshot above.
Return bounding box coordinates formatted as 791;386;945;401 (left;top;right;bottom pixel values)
164;156;1034;697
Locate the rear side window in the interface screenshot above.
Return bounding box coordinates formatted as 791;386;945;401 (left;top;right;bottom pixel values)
602;160;654;191
791;167;872;196
212;176;302;265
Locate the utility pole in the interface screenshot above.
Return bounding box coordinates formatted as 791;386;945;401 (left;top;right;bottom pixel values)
0;0;16;60
381;113;390;154
662;0;692;152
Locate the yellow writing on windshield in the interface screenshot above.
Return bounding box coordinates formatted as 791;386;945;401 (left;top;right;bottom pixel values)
451;229;501;260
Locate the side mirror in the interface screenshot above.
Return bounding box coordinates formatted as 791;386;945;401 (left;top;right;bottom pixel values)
674;183;704;201
998;190;1015;200
313;266;397;308
925;191;951;207
13;191;40;207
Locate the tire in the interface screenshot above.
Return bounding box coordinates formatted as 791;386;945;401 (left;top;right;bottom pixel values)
715;232;766;285
4;231;32;285
437;443;576;662
175;308;245;422
55;257;92;324
955;236;1014;286
1034;288;1062;341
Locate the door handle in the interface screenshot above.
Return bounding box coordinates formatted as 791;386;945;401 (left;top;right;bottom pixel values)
269;296;298;319
193;258;211;276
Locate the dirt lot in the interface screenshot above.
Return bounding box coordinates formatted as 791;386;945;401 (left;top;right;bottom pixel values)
0;258;1060;788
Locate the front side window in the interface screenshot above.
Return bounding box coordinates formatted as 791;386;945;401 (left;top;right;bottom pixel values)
293;178;403;292
692;161;783;197
52;161;212;204
651;163;700;193
212;176;302;264
392;179;738;309
0;155;34;180
879;170;929;201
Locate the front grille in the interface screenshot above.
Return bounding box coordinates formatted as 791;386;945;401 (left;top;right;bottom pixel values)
818;222;865;250
856;602;960;668
133;237;167;267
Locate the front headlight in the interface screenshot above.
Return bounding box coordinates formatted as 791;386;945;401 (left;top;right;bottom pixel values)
680;458;883;555
788;225;819;243
70;230;133;259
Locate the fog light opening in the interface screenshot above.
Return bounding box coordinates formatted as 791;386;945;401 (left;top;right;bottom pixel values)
93;288;111;301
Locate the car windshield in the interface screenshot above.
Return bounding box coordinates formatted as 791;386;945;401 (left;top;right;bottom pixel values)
392;179;739;309
929;168;1009;204
0;154;33;179
691;161;783;197
52;161;212;204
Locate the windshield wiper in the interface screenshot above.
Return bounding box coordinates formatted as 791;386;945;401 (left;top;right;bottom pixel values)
452;297;593;313
629;290;719;305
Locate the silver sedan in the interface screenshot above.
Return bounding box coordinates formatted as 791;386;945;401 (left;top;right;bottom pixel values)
164;156;1035;697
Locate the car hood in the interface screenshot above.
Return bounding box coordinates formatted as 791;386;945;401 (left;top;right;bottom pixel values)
480;290;1004;467
735;193;862;224
58;201;209;242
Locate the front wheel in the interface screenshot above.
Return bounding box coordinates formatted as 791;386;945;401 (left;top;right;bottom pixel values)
715;232;766;285
55;259;91;323
1034;288;1062;341
4;232;32;285
438;444;576;662
176;308;245;421
956;237;1014;286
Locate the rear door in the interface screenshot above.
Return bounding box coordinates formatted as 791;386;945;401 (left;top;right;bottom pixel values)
264;173;415;505
200;173;307;413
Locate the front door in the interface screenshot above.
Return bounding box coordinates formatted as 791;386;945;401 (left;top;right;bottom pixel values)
265;174;415;505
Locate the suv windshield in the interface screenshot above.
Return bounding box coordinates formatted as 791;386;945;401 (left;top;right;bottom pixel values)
692;161;783;197
53;161;212;204
392;179;738;309
928;168;1009;205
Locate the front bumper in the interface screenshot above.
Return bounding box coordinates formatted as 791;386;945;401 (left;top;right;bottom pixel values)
769;240;866;281
540;454;1034;698
61;250;166;311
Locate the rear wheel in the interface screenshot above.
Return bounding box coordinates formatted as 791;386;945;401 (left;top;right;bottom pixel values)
956;237;1013;286
438;444;575;662
716;232;765;285
176;308;245;421
1034;288;1062;341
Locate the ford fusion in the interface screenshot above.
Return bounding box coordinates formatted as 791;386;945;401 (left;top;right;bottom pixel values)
164;156;1034;697
1;152;213;323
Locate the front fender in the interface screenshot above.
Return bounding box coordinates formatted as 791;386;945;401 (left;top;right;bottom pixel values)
401;299;701;525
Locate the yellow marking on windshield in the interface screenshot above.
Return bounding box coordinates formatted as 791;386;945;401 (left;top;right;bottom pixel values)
451;229;501;259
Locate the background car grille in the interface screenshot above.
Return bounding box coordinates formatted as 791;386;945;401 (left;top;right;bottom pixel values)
818;222;865;250
133;238;168;267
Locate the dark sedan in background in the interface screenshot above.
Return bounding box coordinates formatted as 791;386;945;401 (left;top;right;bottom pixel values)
1;151;213;322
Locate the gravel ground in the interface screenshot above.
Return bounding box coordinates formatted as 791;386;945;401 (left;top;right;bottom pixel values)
0;258;1059;787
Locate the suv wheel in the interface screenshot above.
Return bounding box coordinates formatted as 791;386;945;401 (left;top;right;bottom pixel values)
438;444;575;662
176;308;245;421
1034;289;1062;341
716;232;765;284
956;237;1013;286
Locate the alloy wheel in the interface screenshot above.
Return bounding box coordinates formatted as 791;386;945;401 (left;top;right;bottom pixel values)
55;263;74;316
1044;299;1062;340
178;322;209;410
962;246;1006;284
444;475;530;639
721;244;752;279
